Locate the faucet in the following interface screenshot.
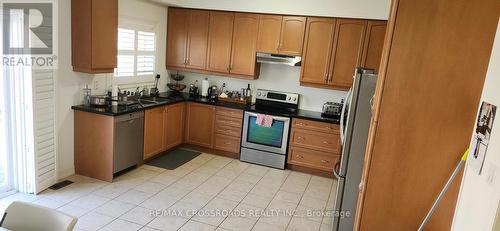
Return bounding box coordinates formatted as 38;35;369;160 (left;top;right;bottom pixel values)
135;87;142;97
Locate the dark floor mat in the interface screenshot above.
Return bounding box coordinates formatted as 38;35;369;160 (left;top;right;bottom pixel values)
49;180;74;190
146;148;201;170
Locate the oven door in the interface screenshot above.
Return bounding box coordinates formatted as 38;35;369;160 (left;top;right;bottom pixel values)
241;112;290;154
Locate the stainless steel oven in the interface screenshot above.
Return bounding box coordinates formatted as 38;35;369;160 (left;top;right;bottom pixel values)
240;89;299;169
241;112;290;154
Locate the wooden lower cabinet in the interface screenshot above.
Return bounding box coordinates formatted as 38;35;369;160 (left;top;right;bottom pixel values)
143;106;166;159
185;103;216;148
165;103;185;150
288;146;339;172
287;118;341;173
214;134;240;153
213;107;243;154
143;103;185;160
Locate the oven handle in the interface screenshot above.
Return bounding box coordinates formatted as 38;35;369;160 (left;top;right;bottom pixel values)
244;112;291;122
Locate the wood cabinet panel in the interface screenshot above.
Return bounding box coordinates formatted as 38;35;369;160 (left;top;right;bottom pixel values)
206;12;235;73
361;20;387;72
165;103;185;150
166;8;189;68
186;10;209;70
329;19;367;89
290;128;341;154
257;15;282;54
214;134;241;153
185;103;215;148
279;16;306;56
355;0;499;229
143;106;166;159
215;115;243;129
300;17;336;85
292;118;339;134
288;146;339;172
214;124;242;138
74;111;114;182
215;107;243;119
91;0;117;70
230;13;260;77
71;0;117;73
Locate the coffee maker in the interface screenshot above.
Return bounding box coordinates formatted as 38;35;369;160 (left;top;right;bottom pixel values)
207;85;218;101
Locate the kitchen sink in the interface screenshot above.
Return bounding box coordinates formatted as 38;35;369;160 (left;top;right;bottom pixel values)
134;96;171;107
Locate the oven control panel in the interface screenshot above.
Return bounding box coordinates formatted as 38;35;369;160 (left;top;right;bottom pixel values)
256;89;300;105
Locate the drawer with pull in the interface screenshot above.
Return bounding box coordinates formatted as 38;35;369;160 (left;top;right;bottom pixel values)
216;107;243;119
214;134;241;153
215;123;242;137
288;146;340;172
292;118;339;134
215;115;243;128
290;128;340;154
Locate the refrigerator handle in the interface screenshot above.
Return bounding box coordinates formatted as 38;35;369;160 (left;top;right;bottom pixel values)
340;88;352;145
333;160;342;178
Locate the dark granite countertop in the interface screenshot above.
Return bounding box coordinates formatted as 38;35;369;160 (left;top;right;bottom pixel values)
72;92;339;124
71;92;248;116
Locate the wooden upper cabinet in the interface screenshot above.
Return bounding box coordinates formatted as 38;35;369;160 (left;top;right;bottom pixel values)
361;20;387;72
300;17;336;85
166;8;188;68
230;13;260;77
144;107;166;159
279;16;306;56
71;0;118;73
257;15;282;54
257;15;306;56
185;103;215;148
186;10;209;70
165;103;185;150
328;19;367;89
206;12;235;73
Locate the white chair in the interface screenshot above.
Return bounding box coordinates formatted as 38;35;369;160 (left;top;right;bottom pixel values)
0;201;77;231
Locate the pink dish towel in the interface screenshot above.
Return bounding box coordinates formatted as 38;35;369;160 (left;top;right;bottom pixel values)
256;114;273;127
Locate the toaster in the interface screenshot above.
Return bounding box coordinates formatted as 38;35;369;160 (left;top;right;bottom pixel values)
321;102;342;118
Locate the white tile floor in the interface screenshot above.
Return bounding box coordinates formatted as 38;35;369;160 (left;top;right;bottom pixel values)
0;153;338;231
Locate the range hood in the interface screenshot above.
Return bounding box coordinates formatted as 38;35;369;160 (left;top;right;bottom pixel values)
256;52;301;66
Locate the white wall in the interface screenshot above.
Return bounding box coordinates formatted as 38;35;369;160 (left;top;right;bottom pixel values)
175;64;346;111
156;0;390;20
452;18;500;231
55;0;168;178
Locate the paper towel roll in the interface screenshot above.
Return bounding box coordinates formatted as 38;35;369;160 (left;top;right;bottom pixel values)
111;85;118;106
201;78;209;97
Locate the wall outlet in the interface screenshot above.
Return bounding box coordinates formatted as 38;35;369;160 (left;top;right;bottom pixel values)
93;78;102;91
486;163;498;186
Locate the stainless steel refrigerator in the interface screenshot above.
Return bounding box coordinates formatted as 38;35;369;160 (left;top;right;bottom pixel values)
332;68;377;231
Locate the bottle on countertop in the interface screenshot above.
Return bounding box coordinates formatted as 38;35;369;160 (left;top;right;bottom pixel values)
246;84;251;97
83;84;91;105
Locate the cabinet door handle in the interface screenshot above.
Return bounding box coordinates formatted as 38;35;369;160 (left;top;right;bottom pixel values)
296;154;304;159
321;159;329;163
297;136;304;140
323;141;330;144
297;122;306;126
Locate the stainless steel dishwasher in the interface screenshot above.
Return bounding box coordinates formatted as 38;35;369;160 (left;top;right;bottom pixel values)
114;111;144;174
